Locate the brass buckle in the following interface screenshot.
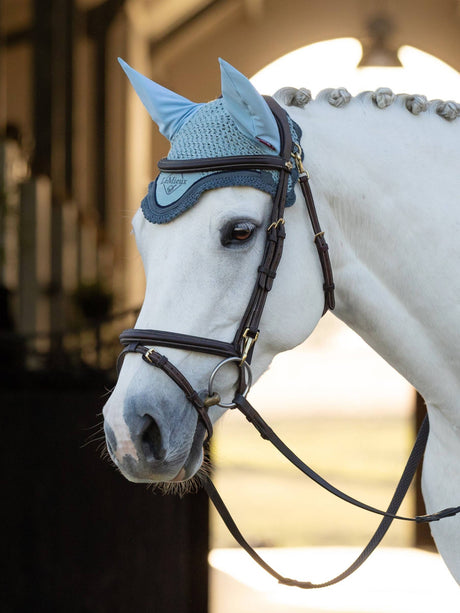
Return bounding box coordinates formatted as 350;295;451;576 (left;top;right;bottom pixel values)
240;328;259;365
292;143;309;179
144;347;156;363
267;218;285;232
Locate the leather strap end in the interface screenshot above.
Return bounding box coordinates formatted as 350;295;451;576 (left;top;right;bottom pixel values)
415;506;460;523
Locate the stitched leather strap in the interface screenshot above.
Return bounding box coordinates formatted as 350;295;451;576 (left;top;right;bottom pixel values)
232;96;294;354
233;394;431;521
205;400;459;588
298;174;335;313
117;340;214;439
120;329;238;359
158;154;292;173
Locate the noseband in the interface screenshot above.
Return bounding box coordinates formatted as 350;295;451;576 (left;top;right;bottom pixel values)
116;97;459;588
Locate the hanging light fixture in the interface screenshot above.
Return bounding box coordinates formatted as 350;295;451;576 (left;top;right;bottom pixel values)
358;17;402;68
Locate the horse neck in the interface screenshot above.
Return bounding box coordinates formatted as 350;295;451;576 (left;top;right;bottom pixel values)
297;101;460;417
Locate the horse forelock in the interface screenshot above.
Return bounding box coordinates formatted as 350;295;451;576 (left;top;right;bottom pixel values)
274;86;460;121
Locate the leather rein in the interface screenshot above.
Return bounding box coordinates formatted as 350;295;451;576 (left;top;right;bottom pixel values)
117;96;460;588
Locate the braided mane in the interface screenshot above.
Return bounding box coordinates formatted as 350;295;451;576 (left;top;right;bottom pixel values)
275;86;460;121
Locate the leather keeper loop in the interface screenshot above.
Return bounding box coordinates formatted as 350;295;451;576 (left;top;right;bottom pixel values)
257;265;277;279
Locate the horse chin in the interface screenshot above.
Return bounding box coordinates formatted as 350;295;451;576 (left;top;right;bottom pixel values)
171;420;209;482
143;421;210;496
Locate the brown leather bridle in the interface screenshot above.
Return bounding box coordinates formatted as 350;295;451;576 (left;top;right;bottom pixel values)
118;96;334;436
116;97;459;588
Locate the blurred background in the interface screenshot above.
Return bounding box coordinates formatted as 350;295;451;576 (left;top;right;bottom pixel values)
2;1;460;612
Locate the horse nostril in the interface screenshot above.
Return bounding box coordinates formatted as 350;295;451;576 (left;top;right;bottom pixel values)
140;414;167;462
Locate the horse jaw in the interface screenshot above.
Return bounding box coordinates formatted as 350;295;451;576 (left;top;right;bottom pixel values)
103;185;324;484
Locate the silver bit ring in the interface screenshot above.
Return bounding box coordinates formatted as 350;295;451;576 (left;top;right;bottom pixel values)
207;357;253;408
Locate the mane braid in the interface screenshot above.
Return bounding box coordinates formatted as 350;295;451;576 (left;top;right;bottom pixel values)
274;86;460;121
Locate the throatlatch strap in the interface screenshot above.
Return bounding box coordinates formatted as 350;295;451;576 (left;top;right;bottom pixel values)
298;174;335;314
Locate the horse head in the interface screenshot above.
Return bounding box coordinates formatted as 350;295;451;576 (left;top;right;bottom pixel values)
103;59;325;486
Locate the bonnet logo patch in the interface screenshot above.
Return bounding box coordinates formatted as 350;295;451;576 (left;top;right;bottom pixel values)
159;173;187;196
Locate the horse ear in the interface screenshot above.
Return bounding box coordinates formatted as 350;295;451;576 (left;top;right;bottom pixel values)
118;58;203;140
219;58;281;153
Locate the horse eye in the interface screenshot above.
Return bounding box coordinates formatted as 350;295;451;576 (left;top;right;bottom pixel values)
221;220;257;247
231;222;255;242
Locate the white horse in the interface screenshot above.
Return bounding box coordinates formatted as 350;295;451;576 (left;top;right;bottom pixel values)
103;58;460;584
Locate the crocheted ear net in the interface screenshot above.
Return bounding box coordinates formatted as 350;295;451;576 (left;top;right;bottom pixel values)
141;98;302;224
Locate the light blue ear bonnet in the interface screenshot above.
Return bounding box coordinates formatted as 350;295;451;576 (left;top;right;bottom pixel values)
119;58;302;224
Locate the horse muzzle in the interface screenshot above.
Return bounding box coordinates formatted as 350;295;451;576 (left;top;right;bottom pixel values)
103;391;207;483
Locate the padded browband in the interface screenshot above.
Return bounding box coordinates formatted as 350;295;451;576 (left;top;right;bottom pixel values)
157;154;292;173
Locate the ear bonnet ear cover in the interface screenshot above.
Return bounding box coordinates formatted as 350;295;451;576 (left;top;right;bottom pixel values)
120;59;302;224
